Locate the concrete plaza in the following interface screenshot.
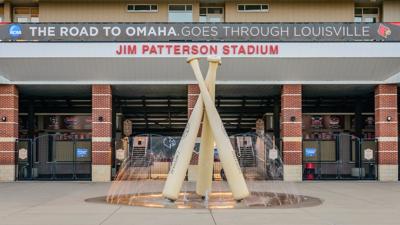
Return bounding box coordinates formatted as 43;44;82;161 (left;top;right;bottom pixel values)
0;181;399;225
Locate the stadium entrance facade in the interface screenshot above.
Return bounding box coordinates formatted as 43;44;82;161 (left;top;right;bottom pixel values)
1;2;400;182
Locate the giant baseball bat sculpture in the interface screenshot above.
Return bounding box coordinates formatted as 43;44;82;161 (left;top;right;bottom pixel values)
162;57;250;201
162;59;216;201
188;57;250;200
196;57;219;197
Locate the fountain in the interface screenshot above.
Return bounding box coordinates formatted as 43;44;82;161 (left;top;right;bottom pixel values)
85;57;322;209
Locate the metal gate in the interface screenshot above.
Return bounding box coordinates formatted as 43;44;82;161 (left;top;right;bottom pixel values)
113;133;283;181
303;133;377;180
16;134;92;180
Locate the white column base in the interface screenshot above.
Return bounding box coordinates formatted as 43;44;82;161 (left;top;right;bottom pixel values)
283;165;302;181
92;165;111;182
0;165;15;181
378;165;398;181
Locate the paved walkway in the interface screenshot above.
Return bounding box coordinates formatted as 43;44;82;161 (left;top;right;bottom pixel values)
0;181;399;225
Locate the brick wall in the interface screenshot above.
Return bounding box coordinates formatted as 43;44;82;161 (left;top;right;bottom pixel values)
375;85;398;173
92;85;112;167
281;85;303;181
0;85;18;181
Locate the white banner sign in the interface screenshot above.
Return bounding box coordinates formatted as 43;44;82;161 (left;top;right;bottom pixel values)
269;149;278;160
18;148;28;160
115;149;126;161
1;42;400;58
364;148;374;160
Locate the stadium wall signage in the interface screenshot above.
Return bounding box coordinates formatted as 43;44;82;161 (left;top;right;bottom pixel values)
0;23;399;42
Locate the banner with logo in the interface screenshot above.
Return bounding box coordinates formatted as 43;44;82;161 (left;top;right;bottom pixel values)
1;22;400;42
43;115;91;130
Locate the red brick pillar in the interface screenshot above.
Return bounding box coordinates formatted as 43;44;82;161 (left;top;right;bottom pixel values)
188;84;200;118
188;84;203;138
92;85;112;181
375;84;398;181
281;85;302;181
0;85;18;181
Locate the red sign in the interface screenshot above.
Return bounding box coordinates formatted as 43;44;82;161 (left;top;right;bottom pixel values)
115;43;279;57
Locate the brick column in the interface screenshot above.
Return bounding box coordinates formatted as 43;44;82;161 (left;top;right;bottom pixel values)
0;85;18;181
187;84;203;139
187;84;200;179
375;84;398;181
92;85;112;181
188;84;200;118
281;85;303;181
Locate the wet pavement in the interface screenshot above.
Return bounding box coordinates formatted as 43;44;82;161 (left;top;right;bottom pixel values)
0;181;399;225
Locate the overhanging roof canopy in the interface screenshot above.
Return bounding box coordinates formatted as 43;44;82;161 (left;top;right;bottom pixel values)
0;42;400;85
0;58;399;85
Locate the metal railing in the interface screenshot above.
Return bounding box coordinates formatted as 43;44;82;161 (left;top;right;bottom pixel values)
112;133;283;181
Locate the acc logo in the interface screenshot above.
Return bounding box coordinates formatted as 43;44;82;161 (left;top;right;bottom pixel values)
9;24;22;38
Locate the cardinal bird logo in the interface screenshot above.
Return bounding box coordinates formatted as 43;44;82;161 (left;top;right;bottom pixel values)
377;24;392;38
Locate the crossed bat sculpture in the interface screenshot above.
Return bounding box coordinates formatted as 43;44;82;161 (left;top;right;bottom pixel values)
162;56;250;201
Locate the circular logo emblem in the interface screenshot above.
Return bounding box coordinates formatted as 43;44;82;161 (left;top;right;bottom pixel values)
269;148;278;160
64;116;80;129
9;24;22;38
163;137;176;149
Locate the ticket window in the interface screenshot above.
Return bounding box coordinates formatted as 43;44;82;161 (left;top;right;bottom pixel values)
13;7;39;23
200;7;224;22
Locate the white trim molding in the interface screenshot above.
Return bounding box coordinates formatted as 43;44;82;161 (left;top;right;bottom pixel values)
282;107;301;110
375;93;397;97
282;137;302;142
376;137;398;142
0;137;17;142
92;108;111;110
92;94;111;96
92;137;112;142
0;94;18;97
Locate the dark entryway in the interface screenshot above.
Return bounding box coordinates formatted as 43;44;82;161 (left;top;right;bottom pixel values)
17;85;93;180
16;134;91;180
303;134;377;180
302;85;377;180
